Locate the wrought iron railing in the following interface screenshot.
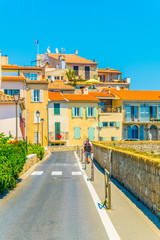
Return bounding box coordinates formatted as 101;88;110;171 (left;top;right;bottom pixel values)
49;132;69;141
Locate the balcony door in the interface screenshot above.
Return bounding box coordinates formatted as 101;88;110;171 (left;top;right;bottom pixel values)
150;125;158;140
55;122;60;140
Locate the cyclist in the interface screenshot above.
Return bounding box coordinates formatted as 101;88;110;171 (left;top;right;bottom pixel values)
83;138;93;164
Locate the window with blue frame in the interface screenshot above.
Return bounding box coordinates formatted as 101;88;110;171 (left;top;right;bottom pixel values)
4;89;20;96
88;107;93;117
131;106;138;121
110;122;115;127
103;122;108;127
150;106;157;119
25;73;38;80
34;90;39;102
74;107;80;117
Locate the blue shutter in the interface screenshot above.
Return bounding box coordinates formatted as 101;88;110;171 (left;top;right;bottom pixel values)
80;107;83;118
127;126;132;138
88;127;95;141
126;105;131;121
72;107;75;117
86;107;89;117
159;105;160;119
103;137;106;141
140;125;144;140
140;105;145;121
116;121;120;128
94;107;97;117
115;137;118;141
144;105;150;122
74;127;81;139
99;122;103;128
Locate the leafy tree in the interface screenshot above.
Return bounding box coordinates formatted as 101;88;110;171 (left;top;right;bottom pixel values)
66;69;77;86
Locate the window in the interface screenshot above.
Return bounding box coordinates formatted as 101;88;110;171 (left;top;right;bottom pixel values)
34;90;39;102
110;122;115;127
111;137;117;141
55;76;60;80
131;106;138;121
74;107;79;117
88;107;93;117
61;76;63;80
74;127;81;139
73;66;79;76
150;106;157;119
4;89;20;96
54;103;60;115
85;66;90;80
103;122;108;127
25;73;38;80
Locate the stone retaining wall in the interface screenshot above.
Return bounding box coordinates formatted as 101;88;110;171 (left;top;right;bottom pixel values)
92;142;160;217
20;154;38;175
101;141;160;153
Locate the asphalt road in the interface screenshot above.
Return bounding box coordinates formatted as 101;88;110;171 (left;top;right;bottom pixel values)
0;152;108;240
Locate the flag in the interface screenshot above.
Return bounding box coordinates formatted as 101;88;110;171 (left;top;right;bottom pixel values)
35;40;39;44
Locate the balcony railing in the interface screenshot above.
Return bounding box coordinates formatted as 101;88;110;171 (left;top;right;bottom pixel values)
124;117;160;123
49;132;69;141
100;105;122;113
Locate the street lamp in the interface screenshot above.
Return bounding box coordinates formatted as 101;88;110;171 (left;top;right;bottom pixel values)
41;118;44;146
36;111;40;145
13;91;20;139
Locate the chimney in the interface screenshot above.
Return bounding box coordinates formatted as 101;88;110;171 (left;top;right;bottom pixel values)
0;50;1;89
75;50;78;55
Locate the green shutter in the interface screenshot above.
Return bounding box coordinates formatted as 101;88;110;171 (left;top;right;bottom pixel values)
103;137;106;141
99;122;103;127
115;137;118;141
116;121;120;128
72;107;75;117
94;107;97;117
54;103;60;115
80;107;83;118
88;127;95;141
86;107;89;117
74;127;81;139
55;122;60;140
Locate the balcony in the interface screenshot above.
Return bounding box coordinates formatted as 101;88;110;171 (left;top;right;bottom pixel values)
123;117;160;123
49;132;69;143
100;105;122;113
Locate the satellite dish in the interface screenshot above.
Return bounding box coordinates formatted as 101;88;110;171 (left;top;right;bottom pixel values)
116;86;120;90
51;76;54;82
55;48;59;54
47;46;51;53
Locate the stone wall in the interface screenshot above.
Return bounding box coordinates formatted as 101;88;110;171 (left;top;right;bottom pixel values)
92;142;160;217
20;154;38;175
102;141;160;153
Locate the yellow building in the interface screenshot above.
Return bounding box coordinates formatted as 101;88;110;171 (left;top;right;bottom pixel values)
89;92;123;141
26;80;48;146
48;92;99;146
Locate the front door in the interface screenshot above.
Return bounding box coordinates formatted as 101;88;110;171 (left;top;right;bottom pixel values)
88;127;95;141
55;122;60;140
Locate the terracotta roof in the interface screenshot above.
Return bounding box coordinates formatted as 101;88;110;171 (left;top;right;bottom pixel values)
48;80;75;90
110;89;160;101
26;80;48;84
48;53;97;65
98;68;121;74
48;92;68;102
0;91;24;104
2;76;25;81
88;92;114;98
63;94;99;102
2;65;42;70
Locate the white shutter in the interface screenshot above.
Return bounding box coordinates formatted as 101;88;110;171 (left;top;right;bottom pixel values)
40;90;43;102
34;112;37;123
34;132;37;143
31;90;34;102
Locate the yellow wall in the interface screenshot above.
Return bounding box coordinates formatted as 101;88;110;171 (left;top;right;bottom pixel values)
26;83;48;146
68;102;99;145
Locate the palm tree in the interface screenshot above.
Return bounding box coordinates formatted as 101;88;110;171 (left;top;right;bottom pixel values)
66;69;77;86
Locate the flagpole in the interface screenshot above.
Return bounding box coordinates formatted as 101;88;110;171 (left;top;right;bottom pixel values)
37;43;39;55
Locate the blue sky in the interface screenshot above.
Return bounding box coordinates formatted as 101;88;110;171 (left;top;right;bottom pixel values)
1;0;160;90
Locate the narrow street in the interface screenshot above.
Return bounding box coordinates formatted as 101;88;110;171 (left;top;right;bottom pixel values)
0;152;109;240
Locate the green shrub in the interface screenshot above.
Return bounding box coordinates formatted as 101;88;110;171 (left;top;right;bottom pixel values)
27;143;45;160
0;134;27;193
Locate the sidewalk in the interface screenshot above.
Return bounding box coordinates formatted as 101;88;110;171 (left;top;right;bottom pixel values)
82;159;160;240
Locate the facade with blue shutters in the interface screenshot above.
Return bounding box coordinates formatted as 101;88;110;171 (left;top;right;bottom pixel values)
123;102;160;140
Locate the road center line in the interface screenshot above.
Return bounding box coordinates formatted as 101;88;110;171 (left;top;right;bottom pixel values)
74;152;121;240
31;171;44;176
51;171;62;176
72;171;82;175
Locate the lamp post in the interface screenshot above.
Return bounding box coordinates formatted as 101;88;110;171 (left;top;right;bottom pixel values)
36;111;40;145
13;92;20;139
41;118;44;146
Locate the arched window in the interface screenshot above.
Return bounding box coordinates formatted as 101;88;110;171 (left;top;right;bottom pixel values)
132;125;138;139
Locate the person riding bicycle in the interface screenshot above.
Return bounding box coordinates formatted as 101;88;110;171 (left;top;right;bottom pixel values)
83;138;93;163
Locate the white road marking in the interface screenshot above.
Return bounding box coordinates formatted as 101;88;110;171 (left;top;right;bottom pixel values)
51;171;62;176
31;171;44;176
72;171;82;175
75;151;121;240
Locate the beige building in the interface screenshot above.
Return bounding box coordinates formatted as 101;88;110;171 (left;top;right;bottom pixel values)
37;52;98;84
